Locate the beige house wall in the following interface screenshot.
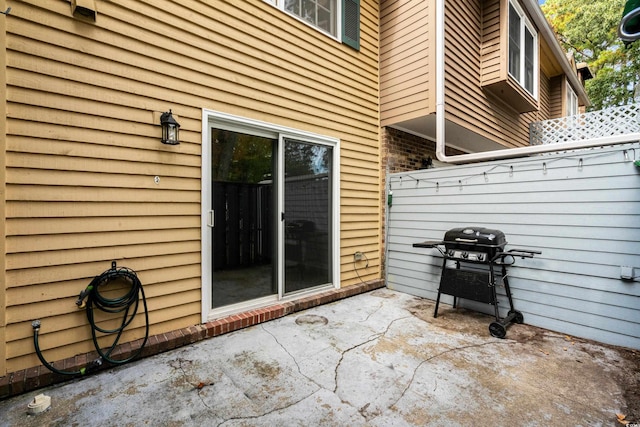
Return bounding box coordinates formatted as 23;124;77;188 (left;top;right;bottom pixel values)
447;0;557;148
1;0;7;377
381;0;571;150
3;0;380;373
380;0;435;127
549;75;564;119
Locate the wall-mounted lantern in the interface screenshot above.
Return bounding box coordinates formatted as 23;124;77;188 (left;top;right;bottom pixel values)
160;110;180;145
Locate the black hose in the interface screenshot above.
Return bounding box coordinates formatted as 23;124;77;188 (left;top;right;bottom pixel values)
32;263;149;376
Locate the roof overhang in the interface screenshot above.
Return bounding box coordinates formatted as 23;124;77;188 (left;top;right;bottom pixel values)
523;0;591;107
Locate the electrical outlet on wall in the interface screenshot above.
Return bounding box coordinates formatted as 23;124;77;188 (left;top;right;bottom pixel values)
354;251;368;268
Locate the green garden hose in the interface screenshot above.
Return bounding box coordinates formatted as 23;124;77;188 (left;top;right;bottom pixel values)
32;262;149;376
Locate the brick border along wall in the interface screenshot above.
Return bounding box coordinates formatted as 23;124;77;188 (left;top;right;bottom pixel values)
0;280;384;400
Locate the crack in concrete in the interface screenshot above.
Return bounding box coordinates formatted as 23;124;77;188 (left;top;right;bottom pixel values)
171;358;214;410
332;315;416;423
224;311;419;424
261;324;323;391
361;301;385;323
390;340;516;409
210;325;325;426
258;313;416;424
216;388;322;427
335;315;415;393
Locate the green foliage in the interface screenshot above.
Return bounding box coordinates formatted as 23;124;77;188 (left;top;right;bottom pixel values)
212;130;274;183
211;131;330;184
542;0;640;110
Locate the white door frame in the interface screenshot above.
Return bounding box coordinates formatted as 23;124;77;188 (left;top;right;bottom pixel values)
201;109;340;323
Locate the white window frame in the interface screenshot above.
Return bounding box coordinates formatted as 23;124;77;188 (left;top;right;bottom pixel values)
266;0;342;41
201;109;341;323
566;80;578;116
508;0;538;99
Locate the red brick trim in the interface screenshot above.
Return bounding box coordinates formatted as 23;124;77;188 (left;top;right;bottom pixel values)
0;280;384;400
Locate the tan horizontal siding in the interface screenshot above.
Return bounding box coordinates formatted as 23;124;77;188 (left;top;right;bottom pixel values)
380;0;543;149
7;216;195;236
443;0;547;148
8;301;201;369
481;0;504;85
6;202;200;218
549;75;563;118
4;0;380;373
0;0;7;376
7;241;199;271
539;71;551;120
6;257;200;291
380;0;434;126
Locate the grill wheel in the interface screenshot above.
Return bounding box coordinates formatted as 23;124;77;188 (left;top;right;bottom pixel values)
489;322;507;338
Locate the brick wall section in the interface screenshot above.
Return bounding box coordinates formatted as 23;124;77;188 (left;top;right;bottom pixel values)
0;280;384;400
380;127;463;276
382;127;437;175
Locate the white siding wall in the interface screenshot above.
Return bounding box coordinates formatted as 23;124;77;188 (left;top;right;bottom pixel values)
386;142;640;349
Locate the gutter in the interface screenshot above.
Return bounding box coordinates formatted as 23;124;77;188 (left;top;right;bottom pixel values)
434;0;639;165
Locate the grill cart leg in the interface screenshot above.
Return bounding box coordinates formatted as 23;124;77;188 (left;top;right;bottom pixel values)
489;263;501;322
434;290;442;318
433;258;447;318
488;264;524;338
503;265;517;313
501;264;525;325
452;261;460;310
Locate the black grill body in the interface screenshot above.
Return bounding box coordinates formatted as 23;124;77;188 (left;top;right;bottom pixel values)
413;226;540;338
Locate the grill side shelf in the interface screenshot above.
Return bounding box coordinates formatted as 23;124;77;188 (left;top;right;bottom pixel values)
412;241;444;248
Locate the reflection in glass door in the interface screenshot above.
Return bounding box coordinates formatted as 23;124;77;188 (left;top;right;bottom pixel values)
211;129;277;308
283;139;333;294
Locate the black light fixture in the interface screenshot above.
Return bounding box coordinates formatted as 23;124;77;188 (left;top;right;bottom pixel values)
160;110;180;145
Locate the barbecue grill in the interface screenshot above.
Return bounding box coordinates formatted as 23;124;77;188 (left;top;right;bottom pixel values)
413;226;540;338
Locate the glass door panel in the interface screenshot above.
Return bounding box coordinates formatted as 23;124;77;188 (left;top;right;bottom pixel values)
211;129;277;308
283;138;333;293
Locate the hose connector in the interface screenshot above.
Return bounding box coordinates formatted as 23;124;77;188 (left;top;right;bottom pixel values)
75;286;93;309
80;358;103;375
32;320;41;331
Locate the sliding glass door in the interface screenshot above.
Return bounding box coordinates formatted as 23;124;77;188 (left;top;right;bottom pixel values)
210;129;277;308
283;139;333;293
203;114;338;317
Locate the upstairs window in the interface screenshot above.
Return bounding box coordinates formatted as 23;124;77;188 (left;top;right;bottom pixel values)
285;0;336;36
267;0;359;50
566;80;578;116
508;1;537;98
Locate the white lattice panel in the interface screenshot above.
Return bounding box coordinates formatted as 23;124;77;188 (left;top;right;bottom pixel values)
530;103;640;145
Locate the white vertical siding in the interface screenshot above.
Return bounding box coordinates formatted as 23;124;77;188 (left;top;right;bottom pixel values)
386;142;640;349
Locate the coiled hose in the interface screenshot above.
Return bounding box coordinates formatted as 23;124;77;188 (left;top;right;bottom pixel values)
32;262;149;376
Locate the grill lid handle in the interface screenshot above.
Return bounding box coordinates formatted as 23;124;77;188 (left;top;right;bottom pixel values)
455;238;478;243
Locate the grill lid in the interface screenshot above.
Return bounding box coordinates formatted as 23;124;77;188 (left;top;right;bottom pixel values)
443;227;507;249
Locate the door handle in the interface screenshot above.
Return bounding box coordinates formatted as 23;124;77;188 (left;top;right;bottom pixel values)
207;210;214;228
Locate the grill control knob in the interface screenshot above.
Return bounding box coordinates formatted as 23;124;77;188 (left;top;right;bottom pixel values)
447;250;455;257
478;254;485;262
461;252;468;259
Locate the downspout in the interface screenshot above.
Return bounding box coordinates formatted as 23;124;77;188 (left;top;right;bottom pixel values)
434;0;640;165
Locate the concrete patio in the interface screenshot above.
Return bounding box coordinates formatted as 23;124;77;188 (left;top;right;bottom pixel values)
1;288;638;427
